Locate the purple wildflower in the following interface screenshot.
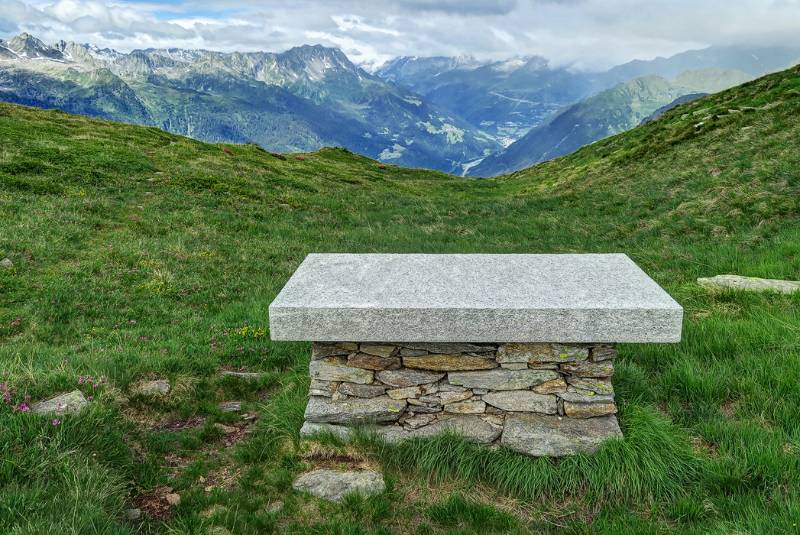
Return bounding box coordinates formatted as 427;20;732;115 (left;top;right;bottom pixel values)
51;418;61;426
15;402;30;412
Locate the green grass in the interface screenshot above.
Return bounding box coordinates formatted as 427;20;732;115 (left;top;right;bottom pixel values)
0;65;799;533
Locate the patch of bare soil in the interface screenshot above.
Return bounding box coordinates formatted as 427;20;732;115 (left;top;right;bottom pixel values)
199;465;242;494
132;486;180;520
214;421;253;447
721;400;737;418
153;415;207;431
691;436;719;457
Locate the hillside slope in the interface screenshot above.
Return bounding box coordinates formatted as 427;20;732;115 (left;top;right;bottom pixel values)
470;69;755;176
1;66;799;534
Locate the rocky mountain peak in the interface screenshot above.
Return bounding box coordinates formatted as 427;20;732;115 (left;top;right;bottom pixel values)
282;44;356;68
7;32;64;60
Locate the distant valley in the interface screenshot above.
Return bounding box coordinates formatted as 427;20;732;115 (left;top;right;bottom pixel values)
1;32;798;175
468;71;747;176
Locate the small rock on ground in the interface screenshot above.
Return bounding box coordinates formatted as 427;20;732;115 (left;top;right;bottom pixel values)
218;401;241;412
293;469;385;502
125;508;141;521
698;274;800;294
0;258;13;269
132;379;170;396
31;390;88;415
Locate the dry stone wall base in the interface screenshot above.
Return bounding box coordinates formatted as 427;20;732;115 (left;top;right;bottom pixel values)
303;342;622;456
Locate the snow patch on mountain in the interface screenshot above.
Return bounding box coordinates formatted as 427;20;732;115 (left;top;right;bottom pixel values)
417;121;465;144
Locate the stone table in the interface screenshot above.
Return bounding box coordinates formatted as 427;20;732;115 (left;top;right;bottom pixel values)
269;253;682;456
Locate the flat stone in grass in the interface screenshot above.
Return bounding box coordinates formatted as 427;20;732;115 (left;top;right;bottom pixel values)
483;391;557;414
132;379;170;396
293;469;385;502
698;274;800;295
304;395;406;424
501;414;622;456
218;401;241;413
448;369;560;390
0;258;13;269
31;390;88;415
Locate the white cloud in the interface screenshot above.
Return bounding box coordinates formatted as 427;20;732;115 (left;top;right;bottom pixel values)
331;15;402;37
3;0;800;69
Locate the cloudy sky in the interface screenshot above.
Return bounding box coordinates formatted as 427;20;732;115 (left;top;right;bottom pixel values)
3;0;800;70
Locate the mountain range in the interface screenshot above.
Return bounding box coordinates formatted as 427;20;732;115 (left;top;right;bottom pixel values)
1;32;799;174
0;33;498;173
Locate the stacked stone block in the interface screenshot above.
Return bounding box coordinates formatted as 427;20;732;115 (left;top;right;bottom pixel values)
301;341;623;456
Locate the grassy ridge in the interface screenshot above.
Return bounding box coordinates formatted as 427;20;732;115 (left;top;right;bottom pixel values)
0;66;799;533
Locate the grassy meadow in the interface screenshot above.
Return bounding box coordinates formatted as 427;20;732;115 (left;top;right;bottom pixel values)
0;65;799;534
